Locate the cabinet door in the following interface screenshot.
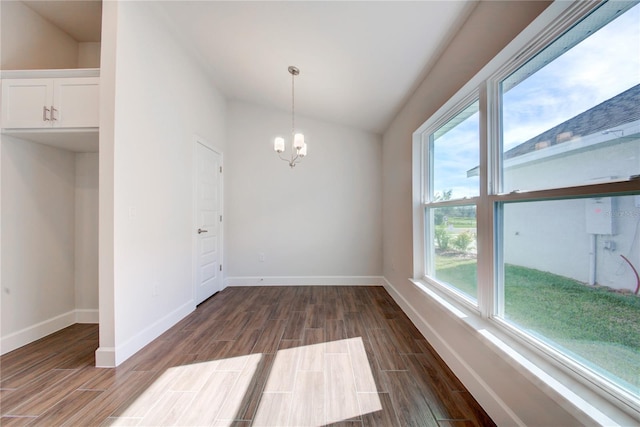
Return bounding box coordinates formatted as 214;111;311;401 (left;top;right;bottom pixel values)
1;79;53;128
53;78;99;128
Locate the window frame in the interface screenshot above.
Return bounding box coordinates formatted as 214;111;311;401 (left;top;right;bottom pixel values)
412;0;640;417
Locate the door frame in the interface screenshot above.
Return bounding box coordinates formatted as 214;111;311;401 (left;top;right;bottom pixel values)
192;135;224;305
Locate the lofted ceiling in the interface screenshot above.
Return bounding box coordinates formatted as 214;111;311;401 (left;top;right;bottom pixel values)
22;0;102;42
25;0;476;134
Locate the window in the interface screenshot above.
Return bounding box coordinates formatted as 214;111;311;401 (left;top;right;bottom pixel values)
424;100;479;302
429;100;480;200
500;195;640;393
427;204;477;300
500;1;640;193
416;0;640;411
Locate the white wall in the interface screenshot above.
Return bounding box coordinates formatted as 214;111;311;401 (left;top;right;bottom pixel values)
0;0;79;70
1;136;76;352
78;42;101;68
380;1;596;425
225;101;382;284
0;137;99;354
504;199;591;281
75;152;99;314
97;1;227;366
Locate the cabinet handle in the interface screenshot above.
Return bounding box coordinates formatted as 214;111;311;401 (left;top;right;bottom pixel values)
43;106;50;121
51;106;58;121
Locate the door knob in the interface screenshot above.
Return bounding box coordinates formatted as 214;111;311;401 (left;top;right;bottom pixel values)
198;228;208;234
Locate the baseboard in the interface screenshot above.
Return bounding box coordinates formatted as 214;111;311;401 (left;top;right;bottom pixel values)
382;277;521;426
0;308;100;356
224;276;384;287
95;346;116;368
1;310;76;355
108;300;195;367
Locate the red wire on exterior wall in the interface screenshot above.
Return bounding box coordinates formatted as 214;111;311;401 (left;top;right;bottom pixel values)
620;255;640;295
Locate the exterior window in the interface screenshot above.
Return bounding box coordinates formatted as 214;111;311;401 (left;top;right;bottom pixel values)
428;205;477;300
430;100;479;200
495;1;640;398
424;100;479;302
500;2;640;193
500;196;640;393
416;0;640;407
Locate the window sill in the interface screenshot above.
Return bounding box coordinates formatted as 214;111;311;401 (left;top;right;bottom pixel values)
405;278;640;426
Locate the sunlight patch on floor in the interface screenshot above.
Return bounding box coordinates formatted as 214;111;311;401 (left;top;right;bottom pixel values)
105;337;381;426
252;336;381;426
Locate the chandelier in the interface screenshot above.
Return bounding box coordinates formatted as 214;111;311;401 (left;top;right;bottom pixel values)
274;66;307;168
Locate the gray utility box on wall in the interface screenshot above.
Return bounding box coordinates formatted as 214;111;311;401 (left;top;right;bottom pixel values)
585;197;616;235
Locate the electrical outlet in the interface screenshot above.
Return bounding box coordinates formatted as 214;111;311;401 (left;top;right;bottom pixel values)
152;282;160;297
259;252;265;262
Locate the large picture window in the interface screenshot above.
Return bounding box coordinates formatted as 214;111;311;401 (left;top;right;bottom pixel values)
417;0;640;409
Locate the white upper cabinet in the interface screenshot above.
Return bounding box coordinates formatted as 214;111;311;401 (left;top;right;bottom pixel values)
53;78;100;128
2;75;99;129
1;78;52;128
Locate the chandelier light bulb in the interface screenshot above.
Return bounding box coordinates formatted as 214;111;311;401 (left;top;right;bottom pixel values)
274;137;285;153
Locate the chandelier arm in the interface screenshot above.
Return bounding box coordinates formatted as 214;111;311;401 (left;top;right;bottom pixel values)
278;152;303;166
289;155;302;168
282;153;301;168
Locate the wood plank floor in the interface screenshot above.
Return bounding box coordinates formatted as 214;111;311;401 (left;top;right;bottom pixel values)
0;286;495;426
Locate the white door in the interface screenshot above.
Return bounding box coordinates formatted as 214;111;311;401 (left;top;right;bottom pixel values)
195;142;223;304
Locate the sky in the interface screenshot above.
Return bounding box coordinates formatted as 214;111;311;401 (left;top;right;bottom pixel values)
432;2;640;200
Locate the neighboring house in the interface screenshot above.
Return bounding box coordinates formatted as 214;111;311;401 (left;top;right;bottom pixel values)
503;84;640;162
469;84;640;291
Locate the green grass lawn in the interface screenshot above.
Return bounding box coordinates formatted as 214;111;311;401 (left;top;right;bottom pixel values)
435;255;640;391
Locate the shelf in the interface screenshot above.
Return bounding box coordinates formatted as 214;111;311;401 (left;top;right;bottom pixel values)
2;128;99;153
0;68;100;79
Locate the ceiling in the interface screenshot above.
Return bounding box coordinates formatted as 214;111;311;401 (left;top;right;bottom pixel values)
23;0;102;42
24;0;476;134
